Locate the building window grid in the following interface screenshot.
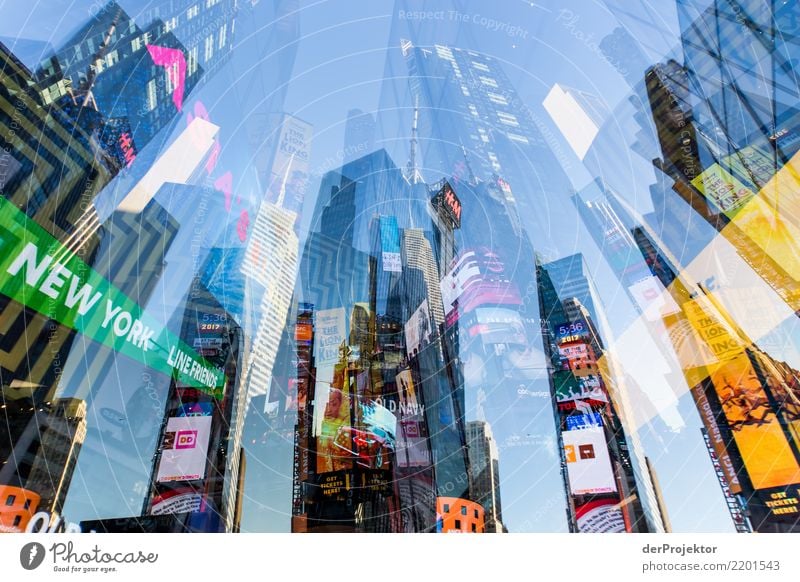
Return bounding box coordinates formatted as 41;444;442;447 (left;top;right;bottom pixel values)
205;35;214;62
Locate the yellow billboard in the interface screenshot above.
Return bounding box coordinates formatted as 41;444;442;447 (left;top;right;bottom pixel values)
709;354;800;490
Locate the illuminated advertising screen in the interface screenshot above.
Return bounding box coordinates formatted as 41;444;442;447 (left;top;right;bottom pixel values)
576;499;626;533
396;421;431;467
691;163;755;218
566;412;602;431
756;484;800;522
176;402;213;417
396;369;420;412
316;387;353;473
563;425;617;495
394;370;431;468
404;299;432;356
155;416;212;483
267;114;312;215
467;307;526;345
355;400;396;469
313;307;346;365
431;181;462;228
0;196;225;397
694;388;742;494
709;353;800;490
440;251;481;319
558;342;597;371
553;371;607;403
295;322;313;342
380;215;402;273
458;248;523;313
692;156;800;290
554;320;588;343
628;275;679;321
150;488;203;515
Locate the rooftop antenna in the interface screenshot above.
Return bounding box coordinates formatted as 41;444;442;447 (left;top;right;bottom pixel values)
406;94;424;185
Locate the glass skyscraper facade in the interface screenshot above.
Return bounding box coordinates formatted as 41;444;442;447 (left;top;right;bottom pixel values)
1;0;800;535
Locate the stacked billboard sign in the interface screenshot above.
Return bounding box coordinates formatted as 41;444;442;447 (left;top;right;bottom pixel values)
681;295;800;525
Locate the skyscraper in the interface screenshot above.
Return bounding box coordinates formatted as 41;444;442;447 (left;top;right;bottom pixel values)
466;420;505;533
241;202;299;405
538;253;664;533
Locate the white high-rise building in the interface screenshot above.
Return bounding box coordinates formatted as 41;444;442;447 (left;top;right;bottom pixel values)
241;201;299;408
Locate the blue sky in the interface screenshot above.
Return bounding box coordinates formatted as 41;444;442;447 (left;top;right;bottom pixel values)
0;0;757;533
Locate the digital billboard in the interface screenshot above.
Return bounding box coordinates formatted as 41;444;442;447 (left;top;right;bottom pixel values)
439;251;481;319
566;412;602;431
155;416;212;483
455;248;523;313
563;425;618;496
316;387;353;473
558;342;597;371
313;308;346;365
691;163;755;218
396;369;420;412
575;499;626;533
757;484;800;521
467;307;526;345
150;488;203;515
722;145;776;190
395;369;431;468
431;181;462;228
355;400;396;470
404;299;432;356
627;276;679;321
553;371;607;403
709;354;800;490
0;196;225;396
554;320;589;343
379;215;402;273
267;113;312;216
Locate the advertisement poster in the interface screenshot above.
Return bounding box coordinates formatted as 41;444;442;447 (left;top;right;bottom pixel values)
469;307;526;345
314;308;346;365
355;400;397;469
316;387;353;473
439;251;482;319
405;299;432;356
558;342;597;371
554;320;589;343
628;276;679;321
691;163;755;218
150;489;203;515
709;354;800;490
156;416;212;483
563;426;617;495
267;114;312;215
380;215;402;273
566;412;603;431
554;371;607;403
576;499;626;533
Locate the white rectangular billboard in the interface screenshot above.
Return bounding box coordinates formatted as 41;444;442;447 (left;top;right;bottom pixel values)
156;416;212;483
563;425;617;496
